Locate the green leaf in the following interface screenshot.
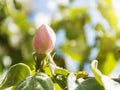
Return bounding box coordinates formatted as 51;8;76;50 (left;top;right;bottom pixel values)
76;71;88;79
16;73;54;90
67;73;104;90
54;74;67;89
50;65;69;89
101;52;117;75
75;78;104;90
54;68;69;76
0;63;31;89
70;8;87;19
91;60;120;90
54;83;62;90
91;60;103;85
61;42;82;61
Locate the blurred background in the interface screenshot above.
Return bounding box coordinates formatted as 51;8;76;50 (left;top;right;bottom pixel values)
0;0;120;77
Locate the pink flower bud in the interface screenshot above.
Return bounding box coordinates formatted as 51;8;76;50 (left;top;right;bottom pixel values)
33;24;56;54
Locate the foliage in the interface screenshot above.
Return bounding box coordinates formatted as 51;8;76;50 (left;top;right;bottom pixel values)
16;73;54;90
0;63;31;89
0;57;120;90
0;0;120;90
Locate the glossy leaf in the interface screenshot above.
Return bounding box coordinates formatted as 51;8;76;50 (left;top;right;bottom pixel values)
0;63;31;89
16;73;54;90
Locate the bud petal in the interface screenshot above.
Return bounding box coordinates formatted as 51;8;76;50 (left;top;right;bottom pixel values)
33;24;56;54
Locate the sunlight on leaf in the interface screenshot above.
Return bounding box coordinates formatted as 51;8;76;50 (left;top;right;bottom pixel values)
70;8;87;19
16;73;54;90
54;68;69;76
91;60;120;90
54;83;62;90
67;73;78;90
0;63;31;89
102;52;117;75
61;43;82;61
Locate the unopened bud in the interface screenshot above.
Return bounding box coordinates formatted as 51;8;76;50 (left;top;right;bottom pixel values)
33;24;56;54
